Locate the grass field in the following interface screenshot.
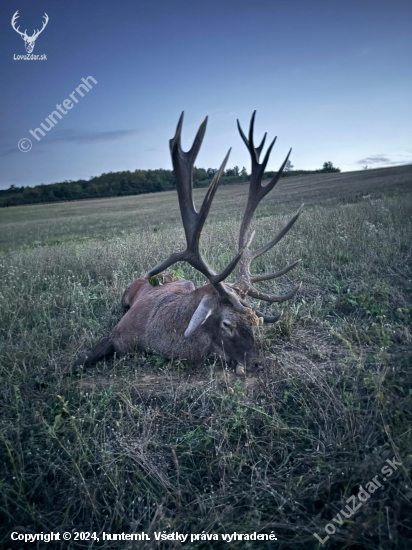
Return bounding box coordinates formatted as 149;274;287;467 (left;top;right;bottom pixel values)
0;165;410;250
0;165;411;549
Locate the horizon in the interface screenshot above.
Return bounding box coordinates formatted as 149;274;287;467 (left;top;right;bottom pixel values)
1;0;411;190
3;164;409;199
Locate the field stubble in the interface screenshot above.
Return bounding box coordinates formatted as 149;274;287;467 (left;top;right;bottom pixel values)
0;171;411;548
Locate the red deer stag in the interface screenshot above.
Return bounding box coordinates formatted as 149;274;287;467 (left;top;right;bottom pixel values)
74;112;302;373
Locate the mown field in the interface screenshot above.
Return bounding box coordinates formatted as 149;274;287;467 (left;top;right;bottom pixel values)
0;165;411;549
0;165;410;250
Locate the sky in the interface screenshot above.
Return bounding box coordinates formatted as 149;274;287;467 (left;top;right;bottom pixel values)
0;0;411;189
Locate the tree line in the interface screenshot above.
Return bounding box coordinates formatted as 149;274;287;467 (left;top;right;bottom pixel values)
0;161;340;207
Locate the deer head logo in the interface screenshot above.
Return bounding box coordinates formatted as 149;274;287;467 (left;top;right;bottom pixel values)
11;11;49;54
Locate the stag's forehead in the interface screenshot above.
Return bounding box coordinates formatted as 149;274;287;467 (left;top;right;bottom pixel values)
220;305;236;319
220;305;250;325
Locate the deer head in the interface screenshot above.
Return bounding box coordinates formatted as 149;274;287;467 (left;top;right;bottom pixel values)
12;11;49;54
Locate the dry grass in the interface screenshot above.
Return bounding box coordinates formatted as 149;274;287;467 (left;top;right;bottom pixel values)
0;168;411;549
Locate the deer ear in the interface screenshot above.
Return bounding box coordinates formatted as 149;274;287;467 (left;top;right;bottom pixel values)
184;296;213;338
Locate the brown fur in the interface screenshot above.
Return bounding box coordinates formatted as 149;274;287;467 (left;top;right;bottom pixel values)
74;277;261;370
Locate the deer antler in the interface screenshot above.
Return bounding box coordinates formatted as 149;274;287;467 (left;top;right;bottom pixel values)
31;13;49;40
146;113;253;312
11;11;28;39
232;111;302;320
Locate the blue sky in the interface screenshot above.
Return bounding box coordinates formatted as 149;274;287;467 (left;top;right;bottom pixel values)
0;0;411;189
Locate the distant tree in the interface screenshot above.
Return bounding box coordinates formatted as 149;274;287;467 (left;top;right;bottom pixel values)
4;159;341;208
321;161;341;173
206;168;217;178
284;160;294;172
193;167;207;182
88;183;99;196
363;165;369;170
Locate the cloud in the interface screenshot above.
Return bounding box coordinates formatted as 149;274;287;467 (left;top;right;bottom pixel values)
0;147;46;157
377;160;412;166
356;154;412;168
357;154;392;165
46;128;141;144
0;129;140;157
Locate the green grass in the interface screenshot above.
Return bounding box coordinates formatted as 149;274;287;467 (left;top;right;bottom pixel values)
0;173;411;548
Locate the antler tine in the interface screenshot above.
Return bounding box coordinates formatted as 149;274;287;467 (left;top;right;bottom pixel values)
168;112;207;238
251;204;303;260
255;133;267;161
260;147;292;200
232;112;302;320
248;111;257;162
238;296;281;323
146;113;250;290
242;282;302;303
237;111;270;164
251;259;302;283
255;310;282;323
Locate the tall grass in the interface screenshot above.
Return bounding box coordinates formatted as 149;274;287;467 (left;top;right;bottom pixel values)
0;193;411;549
